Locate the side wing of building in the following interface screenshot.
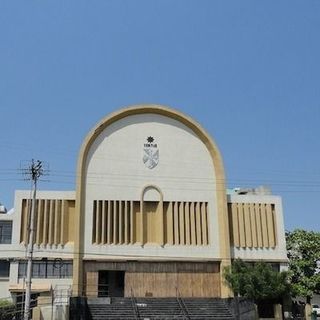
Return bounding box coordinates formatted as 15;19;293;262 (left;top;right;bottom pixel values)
0;191;75;299
227;192;288;269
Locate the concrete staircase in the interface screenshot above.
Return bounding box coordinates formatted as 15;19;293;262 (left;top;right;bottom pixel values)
136;298;185;319
88;297;137;320
86;297;235;320
183;298;235;319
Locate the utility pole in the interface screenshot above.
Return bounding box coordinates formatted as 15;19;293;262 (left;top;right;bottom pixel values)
23;160;44;320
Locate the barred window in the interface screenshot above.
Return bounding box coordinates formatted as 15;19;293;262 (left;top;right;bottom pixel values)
0;221;12;244
18;260;73;278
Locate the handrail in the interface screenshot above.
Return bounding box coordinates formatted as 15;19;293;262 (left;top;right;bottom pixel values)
180;297;191;320
175;287;191;320
130;287;140;320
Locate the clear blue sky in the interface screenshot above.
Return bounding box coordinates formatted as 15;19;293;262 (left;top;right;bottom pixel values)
0;1;319;231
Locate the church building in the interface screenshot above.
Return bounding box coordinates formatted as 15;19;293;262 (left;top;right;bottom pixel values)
0;105;288;302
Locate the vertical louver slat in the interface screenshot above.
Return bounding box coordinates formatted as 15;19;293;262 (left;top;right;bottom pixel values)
60;200;66;245
266;204;275;247
124;201;128;244
113;201;118;244
101;201;106;245
249;203;258;248
238;203;246;248
130;201;134;244
260;204;269;247
43;200;49;246
166;202;173;245
201;202;207;245
184;202;190;245
195;202;202;245
23;199;31;243
271;205;277;246
230;203;236;246
230;203;239;247
190;202;196;245
173;202;179;245
244;203;252;248
97;201;103;244
92;201;97;244
179;202;185;245
36;199;42;245
205;203;209;244
119;201;123;244
48;200;55;245
107;200;112;244
54;200;60;246
255;203;263;247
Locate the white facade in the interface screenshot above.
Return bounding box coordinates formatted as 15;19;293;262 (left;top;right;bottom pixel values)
84;113;220;260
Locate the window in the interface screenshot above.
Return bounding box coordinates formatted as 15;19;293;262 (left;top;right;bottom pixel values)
0;221;12;244
18;260;73;278
0;260;10;277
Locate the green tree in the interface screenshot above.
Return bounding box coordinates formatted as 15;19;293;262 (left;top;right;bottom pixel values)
224;259;291;301
286;229;320;302
0;299;15;320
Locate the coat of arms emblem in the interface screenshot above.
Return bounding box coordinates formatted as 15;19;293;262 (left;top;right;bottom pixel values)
143;136;159;169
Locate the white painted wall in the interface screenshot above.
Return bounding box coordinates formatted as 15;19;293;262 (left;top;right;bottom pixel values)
84;113;220;260
0;280;10;300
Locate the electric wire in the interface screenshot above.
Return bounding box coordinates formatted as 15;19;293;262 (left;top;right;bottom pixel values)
2;167;320;186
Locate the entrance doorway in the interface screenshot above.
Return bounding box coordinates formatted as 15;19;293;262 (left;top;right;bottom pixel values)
98;271;125;297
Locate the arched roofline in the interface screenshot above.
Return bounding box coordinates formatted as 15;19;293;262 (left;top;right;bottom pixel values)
76;104;226;180
72;104;231;297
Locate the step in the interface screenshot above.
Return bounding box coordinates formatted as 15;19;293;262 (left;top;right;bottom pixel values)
87;297;235;320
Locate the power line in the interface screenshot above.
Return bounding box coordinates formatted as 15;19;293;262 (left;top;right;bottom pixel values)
2;164;320;194
4;166;320;185
2;177;320;193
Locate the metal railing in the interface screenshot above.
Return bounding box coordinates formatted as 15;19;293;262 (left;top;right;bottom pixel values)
175;287;191;320
130;288;140;320
53;285;72;305
0;285;72;320
0;294;39;320
82;284;111;297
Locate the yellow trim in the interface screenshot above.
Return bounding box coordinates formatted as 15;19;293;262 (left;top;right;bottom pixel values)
73;104;231;297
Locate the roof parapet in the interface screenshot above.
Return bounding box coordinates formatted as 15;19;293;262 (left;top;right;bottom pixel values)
229;186;272;196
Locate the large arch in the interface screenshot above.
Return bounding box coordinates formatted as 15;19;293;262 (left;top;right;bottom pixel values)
72;104;231;297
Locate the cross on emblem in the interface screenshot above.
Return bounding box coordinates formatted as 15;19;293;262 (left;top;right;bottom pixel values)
143;136;159;169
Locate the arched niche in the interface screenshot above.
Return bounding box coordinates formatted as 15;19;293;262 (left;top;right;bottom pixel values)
140;185;164;246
